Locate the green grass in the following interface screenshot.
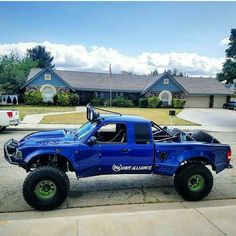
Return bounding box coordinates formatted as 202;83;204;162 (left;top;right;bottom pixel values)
41;107;197;126
0;105;76;120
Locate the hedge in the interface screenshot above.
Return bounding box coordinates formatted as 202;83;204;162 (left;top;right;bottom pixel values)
172;98;185;108
24;91;43;105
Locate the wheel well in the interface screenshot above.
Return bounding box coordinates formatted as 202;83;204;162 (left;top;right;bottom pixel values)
26;154;74;172
179;156;216;171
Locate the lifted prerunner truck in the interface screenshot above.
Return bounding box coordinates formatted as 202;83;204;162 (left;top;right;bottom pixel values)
4;105;233;210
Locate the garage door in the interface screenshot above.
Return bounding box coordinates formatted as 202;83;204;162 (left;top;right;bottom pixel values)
213;96;226;108
184;96;209;108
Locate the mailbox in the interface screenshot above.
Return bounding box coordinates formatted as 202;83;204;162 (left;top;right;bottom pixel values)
169;110;176;116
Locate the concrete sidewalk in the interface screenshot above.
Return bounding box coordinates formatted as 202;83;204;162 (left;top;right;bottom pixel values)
1;200;236;236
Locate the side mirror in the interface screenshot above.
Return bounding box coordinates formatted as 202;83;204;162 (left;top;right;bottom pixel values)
87;136;97;146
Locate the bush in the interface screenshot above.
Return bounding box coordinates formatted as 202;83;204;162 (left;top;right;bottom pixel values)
139;98;148;108
172;98;185;108
24;91;43;105
91;97;104;106
53;92;70;106
148;96;161;108
112;96;134;107
68;93;80;105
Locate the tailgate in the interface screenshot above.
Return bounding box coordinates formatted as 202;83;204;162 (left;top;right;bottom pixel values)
9;110;20;126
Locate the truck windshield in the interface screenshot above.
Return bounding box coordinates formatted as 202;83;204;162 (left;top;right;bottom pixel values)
75;121;98;140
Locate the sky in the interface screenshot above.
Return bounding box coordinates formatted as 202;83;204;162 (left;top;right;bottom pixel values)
0;1;235;76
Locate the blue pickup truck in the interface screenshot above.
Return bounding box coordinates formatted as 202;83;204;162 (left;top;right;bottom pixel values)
4;105;232;210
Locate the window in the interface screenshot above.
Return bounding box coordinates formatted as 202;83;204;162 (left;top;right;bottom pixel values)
163;78;169;85
44;74;51;80
159;90;172;106
134;124;150;144
41;86;56;102
95;123;127;143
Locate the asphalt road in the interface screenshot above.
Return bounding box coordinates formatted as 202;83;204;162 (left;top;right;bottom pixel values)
0;130;236;213
178;108;236;126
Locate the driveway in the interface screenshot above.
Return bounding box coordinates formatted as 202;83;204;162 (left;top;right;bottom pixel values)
178;108;236;127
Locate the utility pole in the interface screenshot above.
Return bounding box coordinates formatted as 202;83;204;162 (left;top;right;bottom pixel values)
109;64;112;107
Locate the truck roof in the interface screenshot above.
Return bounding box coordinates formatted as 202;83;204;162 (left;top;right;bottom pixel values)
99;114;151;123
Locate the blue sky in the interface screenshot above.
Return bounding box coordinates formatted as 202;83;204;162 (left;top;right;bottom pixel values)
0;2;235;76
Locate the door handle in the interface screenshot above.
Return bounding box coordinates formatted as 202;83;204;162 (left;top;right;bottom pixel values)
120;148;130;153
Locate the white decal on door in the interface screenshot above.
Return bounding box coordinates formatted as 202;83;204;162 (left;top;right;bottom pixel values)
112;164;152;172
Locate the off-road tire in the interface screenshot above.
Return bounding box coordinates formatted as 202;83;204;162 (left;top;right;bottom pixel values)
23;166;70;210
191;130;220;143
174;163;213;201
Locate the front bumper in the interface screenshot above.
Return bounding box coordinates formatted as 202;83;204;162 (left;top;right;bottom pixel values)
4;139;20;165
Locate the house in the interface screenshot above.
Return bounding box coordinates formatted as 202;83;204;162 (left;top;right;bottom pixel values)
22;68;233;108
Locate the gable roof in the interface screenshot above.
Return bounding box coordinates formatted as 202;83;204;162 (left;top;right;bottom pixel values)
27;68;152;93
142;73;188;94
24;68;74;91
25;68;233;95
174;76;232;95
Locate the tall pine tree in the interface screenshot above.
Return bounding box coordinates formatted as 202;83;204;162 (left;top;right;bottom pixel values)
217;29;236;84
27;45;55;68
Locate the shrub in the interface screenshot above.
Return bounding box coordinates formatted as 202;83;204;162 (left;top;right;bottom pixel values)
148;96;161;108
172;98;185;108
53;92;70;106
139;98;148;108
112;96;134;107
24;91;43;105
68;93;80;105
90;97;104;106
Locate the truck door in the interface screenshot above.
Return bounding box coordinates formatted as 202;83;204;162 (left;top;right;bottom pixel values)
95;122;134;174
131;123;154;173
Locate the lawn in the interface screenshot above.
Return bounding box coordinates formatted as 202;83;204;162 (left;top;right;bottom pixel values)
41;107;197;126
0;105;76;120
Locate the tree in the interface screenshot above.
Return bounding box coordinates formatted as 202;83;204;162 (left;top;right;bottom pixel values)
0;52;38;94
217;29;236;84
150;68;158;76
166;68;185;77
27;45;55;68
226;29;236;59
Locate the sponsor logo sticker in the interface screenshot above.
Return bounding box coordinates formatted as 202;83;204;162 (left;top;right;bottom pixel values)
112;164;152;172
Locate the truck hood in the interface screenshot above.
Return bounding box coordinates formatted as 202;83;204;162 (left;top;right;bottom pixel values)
19;129;76;146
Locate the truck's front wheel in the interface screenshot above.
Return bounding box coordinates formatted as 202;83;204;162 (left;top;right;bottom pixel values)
174;163;213;201
23;166;69;210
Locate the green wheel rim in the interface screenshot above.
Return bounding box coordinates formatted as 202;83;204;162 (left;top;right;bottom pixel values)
34;180;57;200
188;174;205;192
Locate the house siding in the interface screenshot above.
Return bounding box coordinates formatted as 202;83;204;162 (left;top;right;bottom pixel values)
27;70;68;88
148;75;183;92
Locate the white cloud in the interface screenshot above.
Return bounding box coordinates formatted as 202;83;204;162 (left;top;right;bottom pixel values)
220;37;230;46
0;41;224;76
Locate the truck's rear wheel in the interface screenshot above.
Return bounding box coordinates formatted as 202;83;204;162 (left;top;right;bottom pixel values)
174;163;213;201
23;166;69;210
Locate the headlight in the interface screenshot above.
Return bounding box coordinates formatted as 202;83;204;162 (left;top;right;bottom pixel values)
15;150;23;160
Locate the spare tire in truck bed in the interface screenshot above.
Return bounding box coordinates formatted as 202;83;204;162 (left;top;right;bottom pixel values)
191;130;220;144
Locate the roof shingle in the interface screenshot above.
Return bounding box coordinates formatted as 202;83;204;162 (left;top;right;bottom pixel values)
26;68;233;95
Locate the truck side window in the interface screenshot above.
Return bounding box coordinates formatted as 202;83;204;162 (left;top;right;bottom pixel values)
95;123;127;143
134;124;150;144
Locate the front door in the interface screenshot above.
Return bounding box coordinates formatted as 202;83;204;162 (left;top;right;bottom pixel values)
95;122;134;174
